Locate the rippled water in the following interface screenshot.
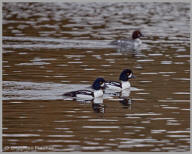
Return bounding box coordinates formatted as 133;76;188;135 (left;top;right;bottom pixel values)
2;2;190;152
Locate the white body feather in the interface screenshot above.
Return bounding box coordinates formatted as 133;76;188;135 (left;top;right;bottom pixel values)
106;81;131;91
121;89;131;97
133;38;142;51
76;93;93;99
76;89;103;99
93;89;103;98
106;84;121;91
121;81;131;90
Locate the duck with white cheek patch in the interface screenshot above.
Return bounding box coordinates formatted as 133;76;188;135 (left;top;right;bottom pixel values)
105;69;135;92
63;78;106;100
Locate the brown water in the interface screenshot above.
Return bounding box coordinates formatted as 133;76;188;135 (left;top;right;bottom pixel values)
2;2;190;152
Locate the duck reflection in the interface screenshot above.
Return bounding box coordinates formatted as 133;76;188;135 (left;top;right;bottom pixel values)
119;98;132;109
116;47;144;58
119;89;132;109
117;47;141;55
92;97;105;113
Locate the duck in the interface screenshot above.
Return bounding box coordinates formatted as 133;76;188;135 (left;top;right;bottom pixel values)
105;69;135;91
63;77;106;100
110;30;143;52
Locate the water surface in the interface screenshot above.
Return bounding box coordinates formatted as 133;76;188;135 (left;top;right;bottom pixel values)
2;2;190;152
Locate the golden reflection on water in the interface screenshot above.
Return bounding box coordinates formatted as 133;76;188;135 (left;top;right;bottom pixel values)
2;2;190;152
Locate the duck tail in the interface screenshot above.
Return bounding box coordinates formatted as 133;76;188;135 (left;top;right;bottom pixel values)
63;91;76;97
111;39;120;45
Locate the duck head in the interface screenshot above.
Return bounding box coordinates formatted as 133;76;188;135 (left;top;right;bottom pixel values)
132;30;143;40
119;69;135;81
92;77;106;90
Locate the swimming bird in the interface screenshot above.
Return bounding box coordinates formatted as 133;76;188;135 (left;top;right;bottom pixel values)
105;69;135;91
63;77;106;100
110;30;143;52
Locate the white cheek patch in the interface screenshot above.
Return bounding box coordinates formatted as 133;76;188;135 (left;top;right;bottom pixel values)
128;73;132;78
94;90;103;97
101;83;105;87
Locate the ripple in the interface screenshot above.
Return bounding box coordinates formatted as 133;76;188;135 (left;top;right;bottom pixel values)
55;128;70;130
125;117;141;119
88;119;118;122
84;141;99;145
172;78;190;81
65;55;85;58
98;130;112;133
159;72;176;74
10;101;24;104
125;113;161;116
47;140;79;143
166;135;189;138
81;146;109;150
141;72;158;75
139;81;152;83
48;135;74;137
162;106;179;109
78;116;90;118
3;36;114;49
3;81;90;100
118;138;160;147
175;55;190;58
53;75;67;78
82;126;119;129
119;144;154;148
151;130;166;134
161;61;173;64
158;99;190;103
54;121;73;123
15;62;50;66
167;130;190;134
148;53;163;56
3;134;40;137
137;59;154;62
136;92;150;95
152;118;174;122
101;65;111;67
83;68;96;71
68;61;83;64
124;126;145;129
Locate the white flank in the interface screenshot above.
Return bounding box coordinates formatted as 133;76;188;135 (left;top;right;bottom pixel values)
93;89;103;97
76;94;93;99
106;84;121;91
121;81;131;90
133;38;142;50
121;89;131;97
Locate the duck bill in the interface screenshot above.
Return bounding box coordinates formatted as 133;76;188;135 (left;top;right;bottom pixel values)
129;74;135;79
128;73;135;79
